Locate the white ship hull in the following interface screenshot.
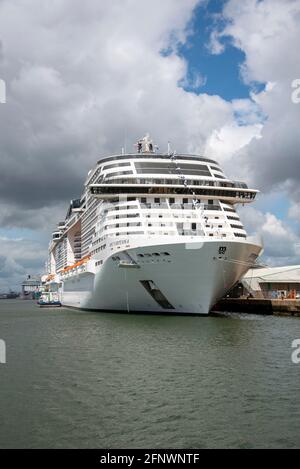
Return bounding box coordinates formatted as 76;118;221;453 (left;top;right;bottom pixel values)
61;239;261;315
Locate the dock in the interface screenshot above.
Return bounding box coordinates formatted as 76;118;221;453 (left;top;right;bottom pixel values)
212;298;300;316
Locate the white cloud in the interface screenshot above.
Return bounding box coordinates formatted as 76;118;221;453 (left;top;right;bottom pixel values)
204;122;262;165
262;213;291;238
288;202;300;221
178;70;207;90
209;0;300;202
207;30;225;55
239;206;300;264
222;0;300;84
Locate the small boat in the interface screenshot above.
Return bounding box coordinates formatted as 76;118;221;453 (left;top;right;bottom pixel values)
37;292;61;308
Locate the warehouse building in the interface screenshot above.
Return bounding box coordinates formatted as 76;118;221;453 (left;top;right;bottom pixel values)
242;265;300;299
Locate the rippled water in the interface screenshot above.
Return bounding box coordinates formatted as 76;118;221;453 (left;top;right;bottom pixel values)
0;299;300;448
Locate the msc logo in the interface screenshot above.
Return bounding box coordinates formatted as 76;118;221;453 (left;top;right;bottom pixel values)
0;339;6;364
218;246;227;255
0;79;6;103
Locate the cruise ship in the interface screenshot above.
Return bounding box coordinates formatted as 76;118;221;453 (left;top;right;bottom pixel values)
45;134;263;314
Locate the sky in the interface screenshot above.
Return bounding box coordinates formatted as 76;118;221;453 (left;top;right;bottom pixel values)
0;0;299;291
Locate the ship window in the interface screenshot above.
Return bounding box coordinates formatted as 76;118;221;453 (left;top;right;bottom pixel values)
222;205;236;213
192;223;196;230
141;197;146;203
137;254;144;257
169;198;175;204
135;161;211;177
105;170;133;178
163;252;170;256
102;162;130;170
154;198;160;203
183;198;188;204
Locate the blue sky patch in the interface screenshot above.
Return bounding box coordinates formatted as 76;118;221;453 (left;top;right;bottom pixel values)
177;0;265;101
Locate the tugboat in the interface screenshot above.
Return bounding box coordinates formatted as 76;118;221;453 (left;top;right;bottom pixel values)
37;291;61;308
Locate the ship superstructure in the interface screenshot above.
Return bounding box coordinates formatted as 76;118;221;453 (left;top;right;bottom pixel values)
46;135;262;314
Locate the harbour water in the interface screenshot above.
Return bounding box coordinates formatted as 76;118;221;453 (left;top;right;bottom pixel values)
0;299;299;449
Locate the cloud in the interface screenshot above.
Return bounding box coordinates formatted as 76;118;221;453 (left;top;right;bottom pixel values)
209;0;300;203
178;69;207;90
0;237;46;290
288;202;300;222
207;29;226;55
0;0;243;221
0;202;67;231
204;121;262;165
239;206;300;265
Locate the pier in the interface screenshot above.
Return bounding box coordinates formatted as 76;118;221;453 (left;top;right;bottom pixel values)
212;298;300;316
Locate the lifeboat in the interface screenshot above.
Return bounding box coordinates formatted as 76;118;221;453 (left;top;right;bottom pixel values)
60;255;91;274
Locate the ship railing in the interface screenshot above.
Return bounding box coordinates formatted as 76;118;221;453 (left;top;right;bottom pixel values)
139;202;170;210
137;202;221;211
102;177;236;188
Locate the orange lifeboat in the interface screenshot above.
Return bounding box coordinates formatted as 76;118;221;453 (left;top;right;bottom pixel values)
45;273;55;282
60;255;91;274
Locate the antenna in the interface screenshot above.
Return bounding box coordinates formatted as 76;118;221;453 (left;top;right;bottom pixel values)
124;128;127;154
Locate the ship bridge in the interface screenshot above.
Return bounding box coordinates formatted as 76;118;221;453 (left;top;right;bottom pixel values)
87;137;258;205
